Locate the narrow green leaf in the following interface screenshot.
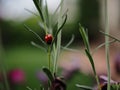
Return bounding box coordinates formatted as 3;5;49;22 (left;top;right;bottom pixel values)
24;8;39;17
92;40;116;55
111;84;120;90
64;34;75;48
33;0;44;22
53;22;58;33
42;67;54;82
51;1;65;29
44;0;49;27
62;9;69;18
24;24;46;46
31;41;46;51
85;49;96;75
51;14;67;46
57;14;67;34
100;31;120;42
61;46;80;52
52;0;63;18
38;21;48;31
26;86;33;90
76;84;93;90
38;0;43;7
79;24;90;51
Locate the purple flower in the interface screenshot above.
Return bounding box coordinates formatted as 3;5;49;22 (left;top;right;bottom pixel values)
114;53;120;74
36;71;48;84
8;68;26;85
94;75;118;90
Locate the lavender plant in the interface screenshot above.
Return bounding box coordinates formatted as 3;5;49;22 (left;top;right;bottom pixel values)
25;0;68;89
25;0;120;90
77;24;120;90
76;0;120;90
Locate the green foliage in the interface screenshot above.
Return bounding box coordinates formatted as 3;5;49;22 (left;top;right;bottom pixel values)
79;24;96;75
76;84;93;90
33;0;44;22
85;49;96;75
42;67;54;82
4;47;94;90
79;24;90;51
111;84;120;90
79;24;101;90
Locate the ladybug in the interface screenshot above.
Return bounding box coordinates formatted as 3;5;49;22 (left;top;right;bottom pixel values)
45;34;53;45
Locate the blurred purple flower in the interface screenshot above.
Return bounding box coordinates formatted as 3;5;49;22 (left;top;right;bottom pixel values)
8;68;26;85
36;71;48;85
61;58;80;80
114;53;120;74
93;75;118;90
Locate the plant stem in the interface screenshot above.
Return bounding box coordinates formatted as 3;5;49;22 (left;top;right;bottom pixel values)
0;28;10;90
53;0;63;73
48;46;51;70
95;75;101;90
105;0;110;90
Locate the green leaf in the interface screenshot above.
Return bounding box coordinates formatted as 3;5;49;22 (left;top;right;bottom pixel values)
33;0;44;22
44;0;49;27
24;24;46;46
62;9;69;18
57;14;67;34
52;0;63;19
76;84;93;90
38;21;49;32
100;31;120;42
26;86;33;90
42;67;54;82
92;40;116;55
61;46;80;52
85;49;96;75
64;34;75;48
38;0;43;7
111;83;120;90
53;22;58;33
24;8;39;17
79;24;90;52
51;14;67;46
31;41;46;51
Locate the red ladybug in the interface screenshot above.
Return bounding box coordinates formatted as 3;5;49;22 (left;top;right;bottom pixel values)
45;34;53;45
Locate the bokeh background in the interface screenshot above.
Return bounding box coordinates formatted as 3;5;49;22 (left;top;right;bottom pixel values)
0;0;120;90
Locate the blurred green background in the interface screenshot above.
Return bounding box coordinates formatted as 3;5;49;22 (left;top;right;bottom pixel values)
0;0;101;89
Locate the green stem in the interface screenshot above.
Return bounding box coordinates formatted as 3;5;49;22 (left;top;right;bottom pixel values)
48;46;51;70
0;29;10;90
53;44;57;73
2;68;10;90
53;0;63;73
95;75;101;90
105;0;111;90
